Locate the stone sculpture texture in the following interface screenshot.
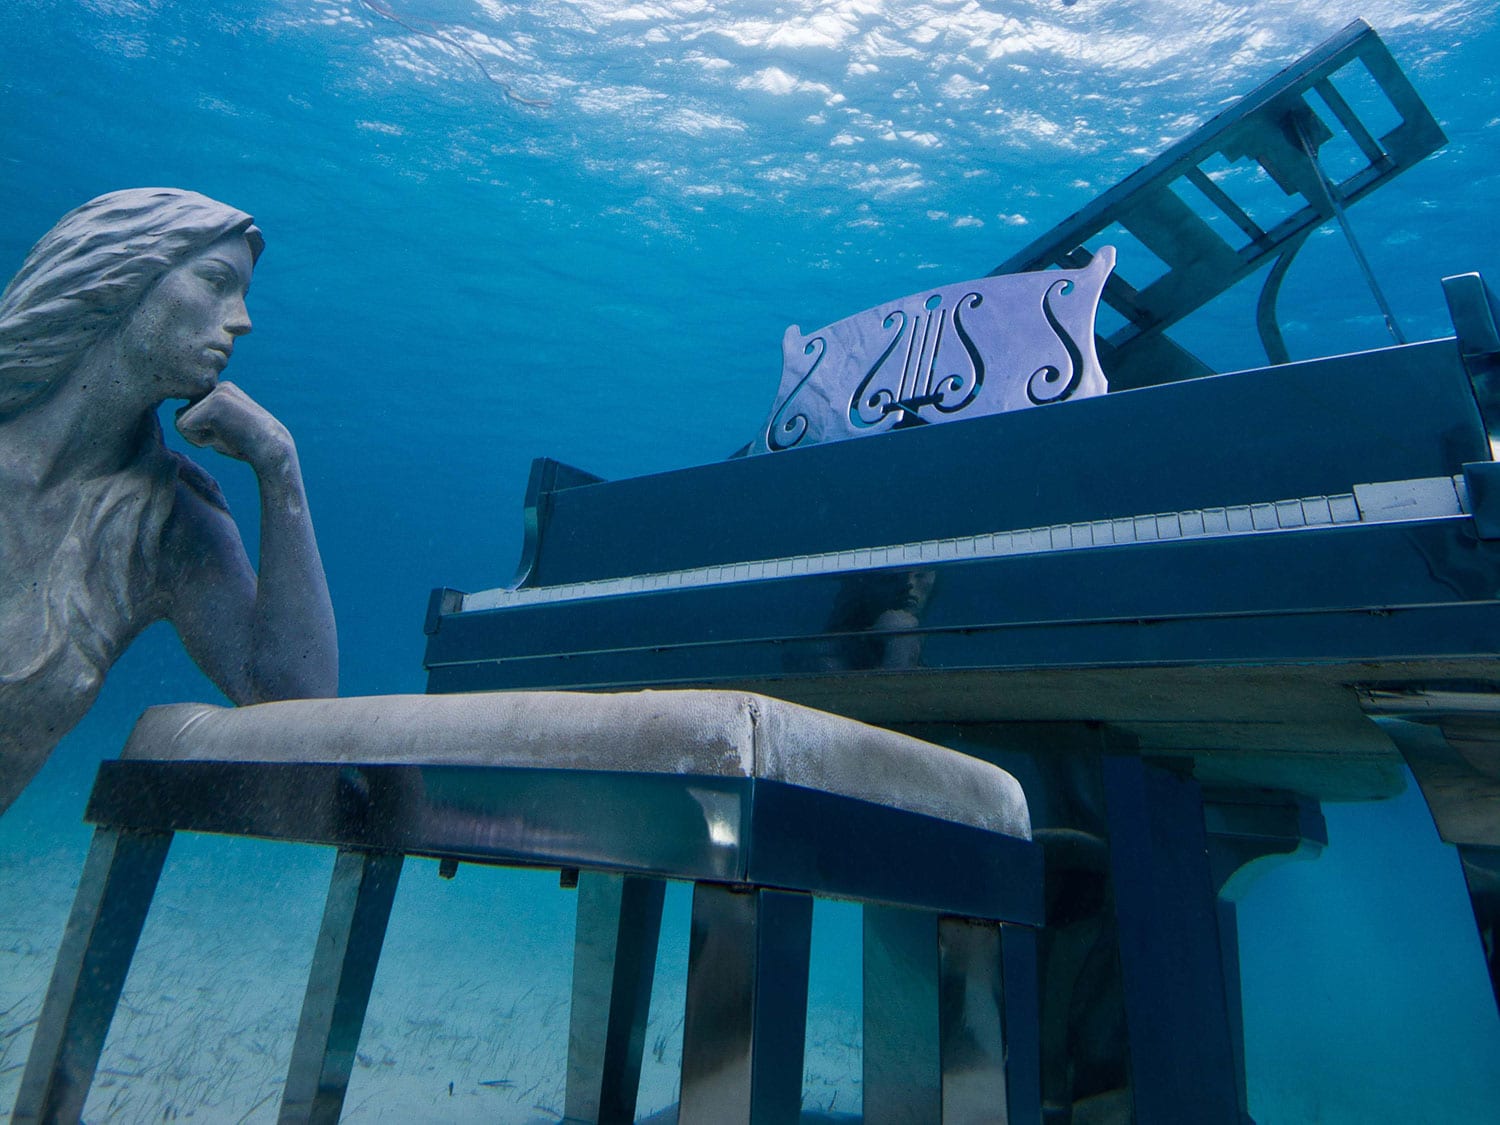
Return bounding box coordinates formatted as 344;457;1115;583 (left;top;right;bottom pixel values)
0;188;337;814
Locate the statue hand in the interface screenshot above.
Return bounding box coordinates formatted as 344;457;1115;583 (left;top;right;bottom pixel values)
175;382;293;470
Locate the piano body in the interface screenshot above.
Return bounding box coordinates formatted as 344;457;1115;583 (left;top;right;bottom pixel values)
424;21;1500;1123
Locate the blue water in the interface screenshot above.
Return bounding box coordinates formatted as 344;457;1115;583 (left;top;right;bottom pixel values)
3;1;1500;1120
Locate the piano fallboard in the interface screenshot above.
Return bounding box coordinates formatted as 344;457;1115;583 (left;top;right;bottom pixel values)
484;339;1482;589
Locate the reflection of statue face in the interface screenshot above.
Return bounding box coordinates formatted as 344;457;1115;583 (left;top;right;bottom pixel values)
902;569;936;612
117;232;254;403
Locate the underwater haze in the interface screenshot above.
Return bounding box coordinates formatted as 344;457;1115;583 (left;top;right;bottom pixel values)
4;0;1500;1121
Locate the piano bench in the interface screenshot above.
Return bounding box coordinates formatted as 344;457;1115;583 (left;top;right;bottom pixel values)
13;690;1043;1125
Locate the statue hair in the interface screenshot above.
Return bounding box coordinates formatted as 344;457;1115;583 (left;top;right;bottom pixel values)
0;188;264;416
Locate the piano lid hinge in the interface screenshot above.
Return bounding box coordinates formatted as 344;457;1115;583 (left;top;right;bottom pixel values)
1443;272;1500;442
1462;462;1500;539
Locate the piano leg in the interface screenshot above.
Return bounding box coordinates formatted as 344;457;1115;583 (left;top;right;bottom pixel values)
927;727;1124;1122
1200;787;1328;1122
1380;717;1500;1013
1100;753;1243;1125
938;725;1245;1124
1029;828;1123;1124
1457;845;1500;1008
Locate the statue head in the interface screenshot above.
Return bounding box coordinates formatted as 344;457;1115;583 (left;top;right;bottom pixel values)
0;188;265;416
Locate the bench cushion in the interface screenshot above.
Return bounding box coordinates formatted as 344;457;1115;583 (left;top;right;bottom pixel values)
123;690;1029;839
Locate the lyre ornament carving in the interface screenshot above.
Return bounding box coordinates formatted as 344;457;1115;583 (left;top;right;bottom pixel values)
755;247;1115;454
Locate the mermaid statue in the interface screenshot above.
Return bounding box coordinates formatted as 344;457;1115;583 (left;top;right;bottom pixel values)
0;189;337;814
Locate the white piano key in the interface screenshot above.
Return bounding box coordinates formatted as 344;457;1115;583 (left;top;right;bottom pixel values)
1275;499;1305;528
1301;496;1333;526
1329;494;1360;523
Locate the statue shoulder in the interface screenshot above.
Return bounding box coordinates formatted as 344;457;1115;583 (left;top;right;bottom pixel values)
156;450;242;592
168;450;230;515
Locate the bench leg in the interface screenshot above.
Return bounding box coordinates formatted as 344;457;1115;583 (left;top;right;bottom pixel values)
564;872;665;1124
278;849;403;1125
865;908;1040;1125
678;884;812;1125
12;826;172;1125
939;918;1009;1124
994;924;1042;1125
863;905;940;1123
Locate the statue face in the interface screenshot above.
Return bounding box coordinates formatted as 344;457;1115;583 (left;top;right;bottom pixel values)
118;232;254;402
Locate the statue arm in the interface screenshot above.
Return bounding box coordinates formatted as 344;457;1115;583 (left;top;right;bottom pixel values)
162;383;338;703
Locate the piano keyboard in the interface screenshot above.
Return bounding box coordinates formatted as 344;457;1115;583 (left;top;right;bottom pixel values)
461;474;1469;613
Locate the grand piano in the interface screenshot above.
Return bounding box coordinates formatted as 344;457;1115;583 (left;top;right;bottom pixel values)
424;21;1500;1123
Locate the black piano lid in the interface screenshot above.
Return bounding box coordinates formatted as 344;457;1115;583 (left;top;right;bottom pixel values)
993;18;1445;390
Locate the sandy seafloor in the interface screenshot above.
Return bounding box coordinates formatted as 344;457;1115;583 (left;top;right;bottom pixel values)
6;1;1500;1120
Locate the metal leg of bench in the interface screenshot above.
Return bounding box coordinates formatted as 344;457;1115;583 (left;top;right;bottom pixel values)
863;905;940;1124
564;872;666;1124
12;826;173;1125
937;917;1010;1124
678;884;813;1125
998;924;1042;1125
865;907;1039;1125
278;849;404;1125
